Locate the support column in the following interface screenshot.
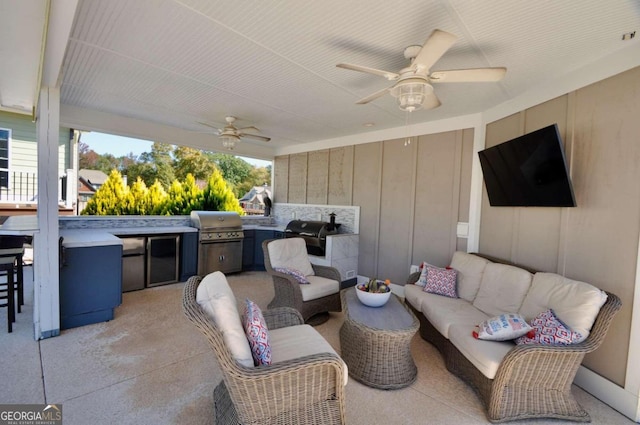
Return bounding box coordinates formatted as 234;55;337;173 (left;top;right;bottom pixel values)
34;86;61;339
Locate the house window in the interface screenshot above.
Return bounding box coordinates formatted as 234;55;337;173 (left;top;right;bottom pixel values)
0;128;9;189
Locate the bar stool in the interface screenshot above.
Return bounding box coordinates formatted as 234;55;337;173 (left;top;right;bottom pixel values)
0;255;16;332
0;236;25;313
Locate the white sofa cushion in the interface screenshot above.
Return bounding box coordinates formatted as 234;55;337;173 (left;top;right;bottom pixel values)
404;283;428;311
301;275;340;301
473;263;533;317
419;291;489;338
267;237;315;276
450;252;491;302
518;272;608;339
270;324;348;386
196;272;254;368
448;323;514;379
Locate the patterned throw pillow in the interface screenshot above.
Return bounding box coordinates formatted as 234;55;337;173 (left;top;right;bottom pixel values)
242;299;272;366
515;309;584;345
473;313;533;341
416;261;437;286
423;266;458;298
273;266;310;284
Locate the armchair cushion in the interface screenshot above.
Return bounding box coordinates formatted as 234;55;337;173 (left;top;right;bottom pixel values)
267;238;315;276
270;324;349;386
196;272;254;368
242;299;272;365
301;275;340;301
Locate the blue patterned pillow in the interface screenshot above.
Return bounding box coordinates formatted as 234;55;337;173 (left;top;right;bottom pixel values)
273;267;310;284
515;309;584;345
242;299;271;366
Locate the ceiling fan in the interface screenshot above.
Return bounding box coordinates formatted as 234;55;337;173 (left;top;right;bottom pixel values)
337;29;506;112
198;116;271;150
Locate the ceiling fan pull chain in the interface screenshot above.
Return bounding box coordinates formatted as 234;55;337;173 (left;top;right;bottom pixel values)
404;112;411;147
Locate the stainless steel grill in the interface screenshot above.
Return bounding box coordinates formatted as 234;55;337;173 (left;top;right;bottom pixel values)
190;211;244;275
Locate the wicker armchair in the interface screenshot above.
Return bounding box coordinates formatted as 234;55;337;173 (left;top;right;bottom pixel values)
262;238;341;325
182;275;346;425
406;271;622;423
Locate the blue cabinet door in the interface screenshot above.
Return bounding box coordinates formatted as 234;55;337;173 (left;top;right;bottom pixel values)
59;244;122;329
179;232;198;281
254;230;275;271
242;230;255;271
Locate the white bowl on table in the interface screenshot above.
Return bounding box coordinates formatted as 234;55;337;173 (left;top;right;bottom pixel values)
355;286;392;307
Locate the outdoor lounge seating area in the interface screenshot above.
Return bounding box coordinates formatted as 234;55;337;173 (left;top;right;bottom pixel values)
0;267;634;425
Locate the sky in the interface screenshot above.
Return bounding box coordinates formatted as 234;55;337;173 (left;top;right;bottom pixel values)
80;131;272;168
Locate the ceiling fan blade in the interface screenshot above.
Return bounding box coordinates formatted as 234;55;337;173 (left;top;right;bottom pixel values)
237;126;260;133
423;92;442;110
412;29;458;73
197;121;222;131
239;133;271;142
336;63;399;81
430;67;507;83
356;87;392;104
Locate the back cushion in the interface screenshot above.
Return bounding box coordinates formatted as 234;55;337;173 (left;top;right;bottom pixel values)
449;252;491;302
267;237;315;276
518;272;608;339
196;272;255;368
473;263;533;316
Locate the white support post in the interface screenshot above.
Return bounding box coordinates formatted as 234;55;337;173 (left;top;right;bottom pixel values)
65;168;76;209
34;86;61;339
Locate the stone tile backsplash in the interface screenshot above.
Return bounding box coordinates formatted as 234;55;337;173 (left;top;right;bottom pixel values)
272;203;360;234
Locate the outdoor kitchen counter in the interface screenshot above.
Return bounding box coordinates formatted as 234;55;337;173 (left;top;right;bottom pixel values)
60;226;197;248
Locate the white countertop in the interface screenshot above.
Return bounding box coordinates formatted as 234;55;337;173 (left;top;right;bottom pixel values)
60;226;197;248
0;215;39;235
242;224;286;232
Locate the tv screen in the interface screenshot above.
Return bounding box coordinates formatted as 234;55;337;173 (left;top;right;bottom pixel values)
478;124;576;207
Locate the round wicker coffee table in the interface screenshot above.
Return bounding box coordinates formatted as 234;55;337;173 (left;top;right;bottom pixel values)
339;287;419;390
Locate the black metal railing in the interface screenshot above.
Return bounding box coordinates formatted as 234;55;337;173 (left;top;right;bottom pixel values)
0;171;68;203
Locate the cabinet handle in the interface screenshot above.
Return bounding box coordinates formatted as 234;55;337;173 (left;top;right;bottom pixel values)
219;255;224;262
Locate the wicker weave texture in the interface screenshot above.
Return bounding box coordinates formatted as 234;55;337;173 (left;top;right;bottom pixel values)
262;239;341;324
182;275;346;424
339;289;419;390
405;272;622;423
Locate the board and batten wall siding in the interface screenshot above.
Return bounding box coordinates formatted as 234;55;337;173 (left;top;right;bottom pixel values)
273;129;473;284
479;66;640;387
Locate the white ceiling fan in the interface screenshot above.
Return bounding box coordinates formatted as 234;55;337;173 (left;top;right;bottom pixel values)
337;29;506;112
198;116;271;150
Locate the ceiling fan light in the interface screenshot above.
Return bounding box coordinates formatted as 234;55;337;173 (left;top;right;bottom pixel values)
390;79;433;112
220;135;239;150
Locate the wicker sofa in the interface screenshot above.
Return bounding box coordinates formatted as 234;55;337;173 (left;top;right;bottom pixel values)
404;252;621;423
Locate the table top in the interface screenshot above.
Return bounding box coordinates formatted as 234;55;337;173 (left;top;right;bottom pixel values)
342;287;416;331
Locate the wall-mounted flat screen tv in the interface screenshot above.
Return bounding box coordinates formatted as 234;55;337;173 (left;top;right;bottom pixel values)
478;123;576;207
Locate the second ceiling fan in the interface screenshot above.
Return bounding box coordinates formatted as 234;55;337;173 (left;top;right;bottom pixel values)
337;29;506;112
198;116;271;150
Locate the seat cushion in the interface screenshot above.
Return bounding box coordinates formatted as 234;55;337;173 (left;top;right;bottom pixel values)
404;284;426;311
518;272;607;339
196;272;254;368
267;238;315;276
473;263;533;317
301;275;340;301
448;323;514;379
420;293;489;338
449;252;491;302
270;324;348;386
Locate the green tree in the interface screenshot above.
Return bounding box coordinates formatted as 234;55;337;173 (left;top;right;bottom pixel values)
146;180;169;215
150;142;176;189
125;177;149;215
201;168;244;214
235;166;272;198
82;170;129;215
174;146;216;181
207;153;252;195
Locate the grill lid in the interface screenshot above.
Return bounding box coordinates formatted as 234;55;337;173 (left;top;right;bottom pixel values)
190;211;243;231
285;220;327;236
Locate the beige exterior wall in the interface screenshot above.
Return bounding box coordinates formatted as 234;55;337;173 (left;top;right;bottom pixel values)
274;128;474;285
480;66;640;386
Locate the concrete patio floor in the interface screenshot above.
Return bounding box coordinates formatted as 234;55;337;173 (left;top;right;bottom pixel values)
0;267;634;424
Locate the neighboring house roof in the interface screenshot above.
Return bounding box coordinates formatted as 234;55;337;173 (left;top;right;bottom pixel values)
239;186;272;205
78;169;109;194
